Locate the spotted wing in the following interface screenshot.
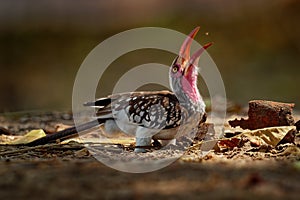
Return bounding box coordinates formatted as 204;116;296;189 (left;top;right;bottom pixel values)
84;91;184;130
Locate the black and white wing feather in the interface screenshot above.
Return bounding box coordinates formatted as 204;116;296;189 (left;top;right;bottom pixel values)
84;91;188;130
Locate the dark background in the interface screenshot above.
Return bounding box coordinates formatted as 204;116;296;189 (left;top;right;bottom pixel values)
0;0;299;112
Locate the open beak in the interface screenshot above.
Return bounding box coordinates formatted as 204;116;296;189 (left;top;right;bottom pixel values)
178;27;212;76
183;42;213;76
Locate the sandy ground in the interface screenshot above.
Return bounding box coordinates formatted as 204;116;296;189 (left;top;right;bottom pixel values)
0;112;299;199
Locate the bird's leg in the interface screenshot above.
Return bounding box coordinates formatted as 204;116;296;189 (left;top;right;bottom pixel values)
134;127;158;153
135;137;152;153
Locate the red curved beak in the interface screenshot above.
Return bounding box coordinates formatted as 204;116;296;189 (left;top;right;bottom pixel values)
179;26;200;61
178;27;212;77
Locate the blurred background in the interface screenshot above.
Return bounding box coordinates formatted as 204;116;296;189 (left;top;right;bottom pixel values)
0;0;299;112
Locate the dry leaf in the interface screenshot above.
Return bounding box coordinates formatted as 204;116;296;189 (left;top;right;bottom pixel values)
217;126;296;151
217;138;241;150
0;129;46;145
241;126;296;147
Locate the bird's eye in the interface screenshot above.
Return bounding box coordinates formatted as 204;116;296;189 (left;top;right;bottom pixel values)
172;65;179;73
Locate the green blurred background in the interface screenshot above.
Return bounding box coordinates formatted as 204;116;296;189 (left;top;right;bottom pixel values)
0;0;299;112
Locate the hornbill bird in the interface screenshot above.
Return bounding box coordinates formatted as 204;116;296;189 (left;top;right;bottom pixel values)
27;27;212;152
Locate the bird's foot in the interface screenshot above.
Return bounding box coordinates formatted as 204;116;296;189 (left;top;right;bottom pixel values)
134;148;147;153
135;137;152;153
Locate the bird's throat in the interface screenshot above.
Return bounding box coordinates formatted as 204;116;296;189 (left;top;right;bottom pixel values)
181;78;201;103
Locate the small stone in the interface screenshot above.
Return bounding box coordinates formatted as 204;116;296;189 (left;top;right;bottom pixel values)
75;148;90;157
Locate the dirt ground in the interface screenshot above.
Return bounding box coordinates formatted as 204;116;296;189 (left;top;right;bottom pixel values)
0;112;299;200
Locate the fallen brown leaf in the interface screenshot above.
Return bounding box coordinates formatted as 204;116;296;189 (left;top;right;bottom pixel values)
216;126;296;152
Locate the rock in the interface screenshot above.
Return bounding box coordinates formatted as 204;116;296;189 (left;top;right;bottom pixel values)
229;100;295;130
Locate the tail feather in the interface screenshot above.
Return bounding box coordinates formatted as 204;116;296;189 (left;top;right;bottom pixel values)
25;118;106;146
84;97;112;107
